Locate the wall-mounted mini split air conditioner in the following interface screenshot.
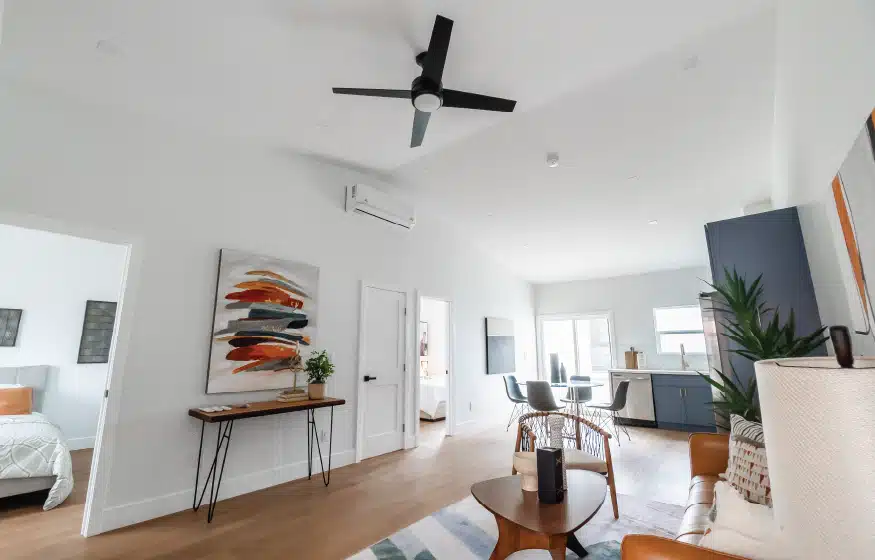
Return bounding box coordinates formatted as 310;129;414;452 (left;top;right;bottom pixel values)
345;184;416;229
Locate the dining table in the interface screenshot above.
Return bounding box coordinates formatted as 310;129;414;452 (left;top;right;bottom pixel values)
517;379;605;419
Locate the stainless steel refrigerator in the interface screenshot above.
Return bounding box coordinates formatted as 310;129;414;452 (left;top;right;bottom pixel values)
699;293;731;431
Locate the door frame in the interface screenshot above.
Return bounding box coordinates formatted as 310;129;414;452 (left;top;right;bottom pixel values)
412;292;456;446
0;209;141;538
355;281;413;463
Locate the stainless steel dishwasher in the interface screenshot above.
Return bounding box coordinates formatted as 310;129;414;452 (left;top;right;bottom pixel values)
611;371;656;427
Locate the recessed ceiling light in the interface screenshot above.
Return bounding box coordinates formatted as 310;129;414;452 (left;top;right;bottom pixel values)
648;220;659;225
546;152;559;168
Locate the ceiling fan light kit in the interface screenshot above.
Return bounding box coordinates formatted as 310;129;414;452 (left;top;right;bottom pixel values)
332;14;517;148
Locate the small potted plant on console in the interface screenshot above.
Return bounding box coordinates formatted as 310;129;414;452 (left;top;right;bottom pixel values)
305;350;334;400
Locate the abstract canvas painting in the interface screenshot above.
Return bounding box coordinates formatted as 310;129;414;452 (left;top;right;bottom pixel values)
206;249;318;394
832;108;875;335
485;317;515;375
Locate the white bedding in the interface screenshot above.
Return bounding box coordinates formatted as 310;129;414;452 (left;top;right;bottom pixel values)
0;412;73;510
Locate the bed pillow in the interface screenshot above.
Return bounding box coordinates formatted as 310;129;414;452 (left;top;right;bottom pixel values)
0;386;33;415
724;414;771;505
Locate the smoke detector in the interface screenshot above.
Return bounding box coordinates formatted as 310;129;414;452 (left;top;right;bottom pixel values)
546;152;559;168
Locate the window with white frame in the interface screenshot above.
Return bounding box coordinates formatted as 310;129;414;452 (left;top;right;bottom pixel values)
654;305;706;354
538;313;615;403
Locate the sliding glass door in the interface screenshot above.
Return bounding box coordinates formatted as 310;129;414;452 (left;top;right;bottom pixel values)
538;313;615;403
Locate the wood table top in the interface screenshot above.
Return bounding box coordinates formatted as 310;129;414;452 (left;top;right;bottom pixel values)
471;471;606;535
188;397;345;422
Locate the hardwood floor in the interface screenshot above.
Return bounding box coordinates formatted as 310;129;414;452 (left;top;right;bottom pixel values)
0;423;690;560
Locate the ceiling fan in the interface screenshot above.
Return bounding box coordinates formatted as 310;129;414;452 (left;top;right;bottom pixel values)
332;15;517;148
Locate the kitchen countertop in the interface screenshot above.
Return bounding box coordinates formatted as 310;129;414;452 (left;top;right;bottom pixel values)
608;368;704;376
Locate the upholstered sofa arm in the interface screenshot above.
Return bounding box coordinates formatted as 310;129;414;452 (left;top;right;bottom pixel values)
621;535;745;559
689;433;730;477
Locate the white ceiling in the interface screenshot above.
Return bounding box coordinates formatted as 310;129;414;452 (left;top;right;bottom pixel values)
396;10;777;282
1;1;770;169
0;0;777;283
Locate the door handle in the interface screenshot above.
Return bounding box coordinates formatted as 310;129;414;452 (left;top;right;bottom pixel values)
364;375;377;382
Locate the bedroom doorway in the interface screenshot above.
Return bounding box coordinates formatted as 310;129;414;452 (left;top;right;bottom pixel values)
416;296;453;446
0;221;130;540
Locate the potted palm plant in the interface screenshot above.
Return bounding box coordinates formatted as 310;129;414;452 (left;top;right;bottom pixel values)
305;350;334;400
699;268;828;426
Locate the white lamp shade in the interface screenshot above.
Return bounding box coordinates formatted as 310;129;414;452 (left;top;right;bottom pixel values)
755;357;875;558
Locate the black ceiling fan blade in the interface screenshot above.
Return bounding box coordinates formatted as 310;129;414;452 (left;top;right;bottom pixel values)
421;15;453;85
411;109;431;148
442;89;516;112
332;88;410;99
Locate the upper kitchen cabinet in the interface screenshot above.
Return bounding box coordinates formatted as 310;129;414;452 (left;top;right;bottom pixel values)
704;207;826;386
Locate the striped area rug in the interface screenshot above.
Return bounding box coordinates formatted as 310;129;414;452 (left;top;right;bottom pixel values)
349;493;684;559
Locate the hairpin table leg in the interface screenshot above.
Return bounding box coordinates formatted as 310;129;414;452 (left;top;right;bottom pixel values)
308;406;336;486
192;420;234;523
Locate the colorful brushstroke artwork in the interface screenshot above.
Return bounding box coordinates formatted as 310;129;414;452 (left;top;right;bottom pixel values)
206;249;319;394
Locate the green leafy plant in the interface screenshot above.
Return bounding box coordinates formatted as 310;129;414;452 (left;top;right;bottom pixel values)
305;350;334;384
698;364;761;425
699;268;828;424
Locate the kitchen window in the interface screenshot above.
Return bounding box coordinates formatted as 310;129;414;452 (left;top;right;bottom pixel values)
537;313;615;403
654;305;706;354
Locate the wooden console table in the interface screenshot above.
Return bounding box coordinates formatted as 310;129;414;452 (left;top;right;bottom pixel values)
188;397;345;522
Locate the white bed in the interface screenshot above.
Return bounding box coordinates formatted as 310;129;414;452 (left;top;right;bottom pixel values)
419;376;448;421
0;366;73;510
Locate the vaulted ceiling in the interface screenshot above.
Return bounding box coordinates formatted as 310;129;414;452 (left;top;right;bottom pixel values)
0;0;777;282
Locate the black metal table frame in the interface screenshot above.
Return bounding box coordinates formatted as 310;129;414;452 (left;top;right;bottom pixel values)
192;406;336;523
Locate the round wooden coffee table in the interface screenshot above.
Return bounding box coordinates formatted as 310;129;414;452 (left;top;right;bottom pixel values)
471;470;607;560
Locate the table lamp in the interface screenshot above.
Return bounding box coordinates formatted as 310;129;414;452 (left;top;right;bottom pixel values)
754;327;875;557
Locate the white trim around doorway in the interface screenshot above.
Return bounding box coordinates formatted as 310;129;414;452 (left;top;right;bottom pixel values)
0;209;142;538
412;291;456;447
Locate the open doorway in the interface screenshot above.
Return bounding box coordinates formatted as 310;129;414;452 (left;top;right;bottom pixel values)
0;223;127;540
417;296;452;445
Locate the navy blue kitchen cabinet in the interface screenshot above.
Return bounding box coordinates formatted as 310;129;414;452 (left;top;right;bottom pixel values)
652;385;684;425
683;385;718;429
652;374;716;432
704;207;825;391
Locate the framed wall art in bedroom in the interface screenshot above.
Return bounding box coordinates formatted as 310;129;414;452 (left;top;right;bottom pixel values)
0;308;23;347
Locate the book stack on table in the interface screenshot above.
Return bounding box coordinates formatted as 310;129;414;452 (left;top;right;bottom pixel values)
276;388;308;402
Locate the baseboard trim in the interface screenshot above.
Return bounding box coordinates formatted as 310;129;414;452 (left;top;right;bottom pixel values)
97;449;354;535
67;436;95;451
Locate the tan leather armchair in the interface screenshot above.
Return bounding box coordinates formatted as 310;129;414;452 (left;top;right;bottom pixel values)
621;535;747;559
621;433;744;559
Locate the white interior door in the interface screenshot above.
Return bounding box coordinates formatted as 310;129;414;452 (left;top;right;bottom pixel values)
360;286;407;460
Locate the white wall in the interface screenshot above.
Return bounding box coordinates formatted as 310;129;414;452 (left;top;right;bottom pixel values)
0;224;126;450
0;82;535;533
419;297;448;381
773;0;875;354
535;267;711;371
771;5;875;555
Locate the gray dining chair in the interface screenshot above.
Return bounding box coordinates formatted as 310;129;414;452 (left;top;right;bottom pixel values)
560;375;592;417
525;380;563;412
588;380;631;443
502;375;529;431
